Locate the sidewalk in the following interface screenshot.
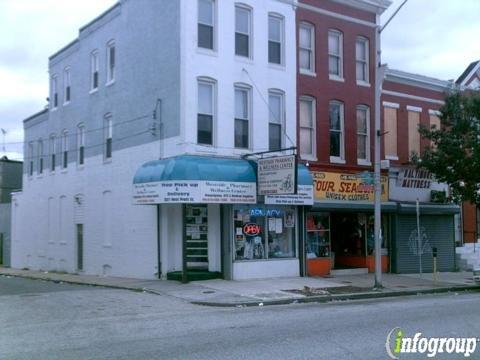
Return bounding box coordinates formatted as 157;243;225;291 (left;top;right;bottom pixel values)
1;267;478;307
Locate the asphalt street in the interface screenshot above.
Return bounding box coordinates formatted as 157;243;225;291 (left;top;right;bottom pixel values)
1;276;479;360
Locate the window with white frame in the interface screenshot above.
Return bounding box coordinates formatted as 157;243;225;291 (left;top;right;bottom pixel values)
268;90;284;151
77;124;85;165
198;0;215;50
63;67;71;103
234;85;250;149
235;5;251;58
104;114;113;159
356;37;369;83
328;30;343;78
268;14;283;65
299;23;315;73
356;105;370;162
28;142;34;176
329;101;344;160
91;50;99;90
197;79;215;145
62;130;68;169
50;135;56;172
106;40;115;83
38;140;44;174
300;96;316;158
51;75;58;109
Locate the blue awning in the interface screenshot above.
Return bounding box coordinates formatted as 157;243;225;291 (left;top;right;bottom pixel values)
134;155;257;184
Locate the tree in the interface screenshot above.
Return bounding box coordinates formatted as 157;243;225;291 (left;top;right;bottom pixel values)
414;90;480;204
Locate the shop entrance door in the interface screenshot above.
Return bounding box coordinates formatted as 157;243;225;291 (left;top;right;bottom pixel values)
185;204;209;269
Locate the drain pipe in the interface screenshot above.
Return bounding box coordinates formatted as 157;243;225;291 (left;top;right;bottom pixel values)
157;205;162;279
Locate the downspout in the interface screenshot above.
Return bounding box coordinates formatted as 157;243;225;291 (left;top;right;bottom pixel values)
157;205;162;279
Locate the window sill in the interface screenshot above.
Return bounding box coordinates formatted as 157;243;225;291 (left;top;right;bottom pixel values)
233;149;251;156
329;75;345;83
299;69;316;77
195;144;218;154
385;155;399;161
357;81;371;88
106;80;115;87
104;158;112;164
357;159;372;166
196;48;218;57
329;156;346;164
61;168;68;174
50;171;55;176
63;101;70;106
77;164;85;171
50;107;58;112
300;154;317;162
36;174;44;179
235;56;254;65
89;88;99;95
268;62;285;71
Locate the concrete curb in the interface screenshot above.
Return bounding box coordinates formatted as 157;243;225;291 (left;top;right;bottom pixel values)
0;272;161;296
191;286;480;307
2;271;479;308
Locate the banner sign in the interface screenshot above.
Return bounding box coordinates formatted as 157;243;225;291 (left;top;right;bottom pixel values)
397;168;432;189
258;155;296;195
133;180;256;204
265;185;314;205
313;171;388;202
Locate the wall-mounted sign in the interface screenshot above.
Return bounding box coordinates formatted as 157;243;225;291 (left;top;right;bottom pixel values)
133;180;256;204
250;208;283;217
397;168;432;189
265;184;314;205
258;155;296;195
243;223;261;236
313;171;388;202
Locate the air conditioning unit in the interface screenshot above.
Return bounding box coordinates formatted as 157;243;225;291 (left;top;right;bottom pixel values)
380;159;390;169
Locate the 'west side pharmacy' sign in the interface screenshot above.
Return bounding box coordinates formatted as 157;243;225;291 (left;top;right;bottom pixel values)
258;155;296;195
133;181;257;204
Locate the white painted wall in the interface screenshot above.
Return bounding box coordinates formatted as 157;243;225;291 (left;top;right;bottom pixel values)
233;259;299;280
180;0;297;157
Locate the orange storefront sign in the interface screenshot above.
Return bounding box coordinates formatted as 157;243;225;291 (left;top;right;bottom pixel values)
312;171;388;202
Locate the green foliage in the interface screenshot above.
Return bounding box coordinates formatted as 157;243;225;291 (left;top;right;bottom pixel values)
414;90;480;204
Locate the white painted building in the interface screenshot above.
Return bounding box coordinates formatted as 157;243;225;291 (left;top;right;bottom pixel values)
11;0;304;280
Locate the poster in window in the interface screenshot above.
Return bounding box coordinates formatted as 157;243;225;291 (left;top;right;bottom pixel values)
285;210;295;228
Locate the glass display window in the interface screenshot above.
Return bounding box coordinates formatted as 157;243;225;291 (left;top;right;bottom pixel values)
306;212;331;258
233;206;296;261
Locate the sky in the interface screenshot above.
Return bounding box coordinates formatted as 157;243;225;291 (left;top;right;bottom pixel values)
1;0;479;160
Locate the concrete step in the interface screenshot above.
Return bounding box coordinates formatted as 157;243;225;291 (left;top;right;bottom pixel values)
330;268;369;276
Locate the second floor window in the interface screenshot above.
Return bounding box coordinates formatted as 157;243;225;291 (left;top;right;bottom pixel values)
105;116;113;159
300;97;316;159
234;86;250;149
64;68;71;103
91;50;99;90
51;75;58;109
198;0;214;50
268;91;284;151
356;37;369;83
28;143;34;176
106;41;115;83
235;5;251;58
62;131;68;169
77;125;85;166
329;101;344;160
299;23;314;73
268;14;283;65
328;30;343;79
356;105;370;162
197;80;214;145
38;140;44;174
50;135;56;171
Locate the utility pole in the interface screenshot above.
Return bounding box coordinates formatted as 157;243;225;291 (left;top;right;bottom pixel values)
374;0;409;289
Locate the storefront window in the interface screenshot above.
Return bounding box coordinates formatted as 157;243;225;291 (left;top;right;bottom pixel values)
306;213;331;258
233;205;296;261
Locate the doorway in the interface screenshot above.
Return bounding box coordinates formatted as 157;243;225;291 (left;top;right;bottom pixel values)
76;224;84;271
185;205;208;270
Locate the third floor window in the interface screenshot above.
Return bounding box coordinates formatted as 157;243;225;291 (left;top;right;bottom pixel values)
328;30;343;79
235;5;251;58
299;23;314;73
356;37;369;83
268;14;283;65
198;0;215;50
